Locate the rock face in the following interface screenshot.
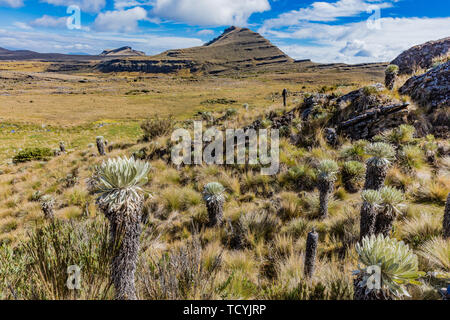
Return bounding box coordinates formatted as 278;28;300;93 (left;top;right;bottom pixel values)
300;84;410;140
399;61;450;137
97;26;295;74
391;37;450;75
100;46;145;57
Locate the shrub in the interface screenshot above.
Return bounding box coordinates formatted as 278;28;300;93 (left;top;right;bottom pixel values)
140;116;175;142
13;148;53;163
138;239;221;300
418;238;450;274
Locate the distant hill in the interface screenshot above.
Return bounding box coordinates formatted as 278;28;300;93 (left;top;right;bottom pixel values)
0;47;100;61
97;26;298;74
100;46;145;57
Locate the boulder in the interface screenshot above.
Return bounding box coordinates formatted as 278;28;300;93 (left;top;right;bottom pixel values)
391;37;450;75
399;61;449;137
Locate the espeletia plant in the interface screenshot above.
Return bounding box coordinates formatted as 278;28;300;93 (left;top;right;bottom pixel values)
359;190;382;240
354;234;424;300
202;182;226;227
90;156;150;300
40;195;55;220
342;161;366;193
385;64;399;90
316;160;339;220
375;186;405;236
364;142;395;191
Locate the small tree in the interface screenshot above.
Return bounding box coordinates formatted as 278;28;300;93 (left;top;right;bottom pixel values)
317;160;339;219
354;234;424;300
203;182;226;227
96;136;106;156
385;64;399;90
304;228;318;279
444;193;450;239
364;143;395;191
375;186;405;236
90;157;150;300
360;190;382;240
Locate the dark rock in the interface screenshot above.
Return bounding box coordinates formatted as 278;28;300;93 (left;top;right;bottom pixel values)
399;61;449;138
391;37;449;75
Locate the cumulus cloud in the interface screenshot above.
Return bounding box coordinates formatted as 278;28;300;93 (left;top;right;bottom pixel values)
94;7;148;32
41;0;106;13
260;0;395;31
275;17;450;63
0;0;24;7
151;0;271;26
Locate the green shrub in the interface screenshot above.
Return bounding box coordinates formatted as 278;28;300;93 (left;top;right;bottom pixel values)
140;116;175;142
13;148;53;163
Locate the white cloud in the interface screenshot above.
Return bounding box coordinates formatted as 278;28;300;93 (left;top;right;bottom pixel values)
274;17;450;63
41;0;106;13
94;7;148;32
261;0;395;32
197;29;215;36
0;28;203;55
30;15;67;28
114;0;152;10
151;0;271;26
13;22;32;30
0;0;24;7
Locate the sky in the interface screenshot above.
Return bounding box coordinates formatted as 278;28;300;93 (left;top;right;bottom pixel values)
0;0;448;63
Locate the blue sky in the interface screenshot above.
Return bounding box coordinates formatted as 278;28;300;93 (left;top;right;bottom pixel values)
0;0;448;63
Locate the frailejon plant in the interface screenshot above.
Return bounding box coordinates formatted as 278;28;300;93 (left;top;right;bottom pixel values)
90;156;150;300
342;161;365;193
202;182;226;227
360;190;382;240
316;160;339;219
304;228;318;279
364;143;395;191
40;195;55;220
354;234;424;300
385;64;399;90
375;186;405;236
96;136;106;156
444;193;450;239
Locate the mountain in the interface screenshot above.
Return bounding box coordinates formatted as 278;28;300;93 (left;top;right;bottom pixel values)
97;26;298;74
100;46;145;57
0;47;100;61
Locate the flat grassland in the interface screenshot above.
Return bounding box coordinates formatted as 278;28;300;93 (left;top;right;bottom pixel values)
0;61;384;163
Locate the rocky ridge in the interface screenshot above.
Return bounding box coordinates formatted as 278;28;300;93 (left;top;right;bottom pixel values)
391;37;450;75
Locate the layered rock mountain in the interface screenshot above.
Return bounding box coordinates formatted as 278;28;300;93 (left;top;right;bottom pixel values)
97;26;295;74
100;46;145;57
391;37;450;75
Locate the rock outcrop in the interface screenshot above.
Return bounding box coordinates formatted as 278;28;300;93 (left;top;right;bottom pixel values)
399;61;450;137
300;84;410;140
391;37;450;75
